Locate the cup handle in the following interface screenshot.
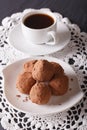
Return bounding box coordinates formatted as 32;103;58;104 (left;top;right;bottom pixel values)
46;31;57;45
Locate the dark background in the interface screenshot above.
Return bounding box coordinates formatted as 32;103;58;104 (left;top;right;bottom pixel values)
0;0;87;32
0;0;87;129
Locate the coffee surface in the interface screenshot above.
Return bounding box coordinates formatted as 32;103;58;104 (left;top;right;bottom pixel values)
24;14;54;29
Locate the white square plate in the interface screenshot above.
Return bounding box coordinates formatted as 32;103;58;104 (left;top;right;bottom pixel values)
3;56;83;116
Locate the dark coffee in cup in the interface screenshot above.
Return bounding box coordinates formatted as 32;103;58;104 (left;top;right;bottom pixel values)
24;14;54;29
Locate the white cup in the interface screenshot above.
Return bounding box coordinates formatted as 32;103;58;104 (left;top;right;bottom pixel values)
21;10;58;45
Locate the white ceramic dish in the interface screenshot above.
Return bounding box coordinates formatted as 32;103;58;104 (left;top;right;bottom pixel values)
8;21;71;55
3;56;83;116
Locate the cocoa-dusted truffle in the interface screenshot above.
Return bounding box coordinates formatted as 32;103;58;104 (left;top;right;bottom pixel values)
23;60;37;73
32;60;55;81
30;82;51;105
51;62;64;76
16;72;36;94
49;75;69;95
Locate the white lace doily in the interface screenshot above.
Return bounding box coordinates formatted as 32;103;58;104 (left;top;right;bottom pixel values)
0;8;87;130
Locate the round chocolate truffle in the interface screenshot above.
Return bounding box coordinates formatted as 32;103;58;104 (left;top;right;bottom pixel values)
32;60;55;81
16;72;36;94
30;82;51;104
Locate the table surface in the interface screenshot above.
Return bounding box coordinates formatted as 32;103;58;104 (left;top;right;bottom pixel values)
0;0;87;129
